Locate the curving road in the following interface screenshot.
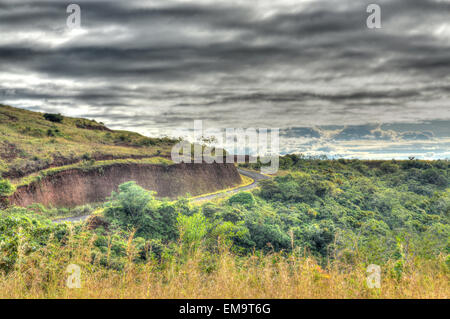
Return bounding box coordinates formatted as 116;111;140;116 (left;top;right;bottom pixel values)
191;168;270;202
53;168;270;224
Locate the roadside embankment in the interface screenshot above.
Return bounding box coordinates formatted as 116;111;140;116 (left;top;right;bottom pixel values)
9;162;242;207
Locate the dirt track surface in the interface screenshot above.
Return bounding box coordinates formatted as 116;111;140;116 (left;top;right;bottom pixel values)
53;168;270;224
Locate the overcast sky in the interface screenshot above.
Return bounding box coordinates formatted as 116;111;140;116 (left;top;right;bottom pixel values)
0;0;449;159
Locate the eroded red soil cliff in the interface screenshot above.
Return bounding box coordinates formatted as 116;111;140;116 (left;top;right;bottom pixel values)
9;163;241;207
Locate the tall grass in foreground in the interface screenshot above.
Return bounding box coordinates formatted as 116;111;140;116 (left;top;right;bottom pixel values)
0;228;448;299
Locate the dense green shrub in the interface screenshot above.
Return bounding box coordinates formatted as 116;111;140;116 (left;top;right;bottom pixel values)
239;209;291;252
380;161;400;174
237;157;449;260
0;209;67;273
46;127;61;137
0;179;15;197
228;192;255;207
177;212;208;248
421;168;448;187
104;181;154;229
43;113;63;123
103;182;178;241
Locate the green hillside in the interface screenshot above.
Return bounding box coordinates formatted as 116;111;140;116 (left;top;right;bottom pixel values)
0;104;176;179
0;158;448;298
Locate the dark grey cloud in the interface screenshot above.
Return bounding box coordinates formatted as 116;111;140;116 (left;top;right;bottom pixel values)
281;123;445;142
0;0;449;158
281;127;321;139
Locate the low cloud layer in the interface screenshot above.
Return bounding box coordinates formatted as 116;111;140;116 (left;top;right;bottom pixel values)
0;0;449;158
279;121;450;159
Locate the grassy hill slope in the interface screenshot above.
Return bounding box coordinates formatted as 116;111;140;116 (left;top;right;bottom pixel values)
0;104;176;179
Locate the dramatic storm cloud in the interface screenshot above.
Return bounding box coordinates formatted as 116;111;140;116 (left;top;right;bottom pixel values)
0;0;449;158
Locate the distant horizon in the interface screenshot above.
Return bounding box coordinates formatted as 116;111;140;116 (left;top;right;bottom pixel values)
4;104;448;161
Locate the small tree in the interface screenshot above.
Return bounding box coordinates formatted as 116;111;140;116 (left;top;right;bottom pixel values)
104;181;153;227
103;182;178;241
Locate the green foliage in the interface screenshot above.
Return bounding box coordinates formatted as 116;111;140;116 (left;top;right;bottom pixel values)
103;182;178;241
46;127;62;137
104;181;155;227
82;153;91;161
258;173;333;203
177;212;208;247
421;168;448;187
25;203;96;219
98;155;448;262
43;113;63;123
299;220;335;256
1;156;448;273
235;156;448;261
228;192;255;207
238;209;291;252
380;161;400;174
0;208;67;273
0;179;15;197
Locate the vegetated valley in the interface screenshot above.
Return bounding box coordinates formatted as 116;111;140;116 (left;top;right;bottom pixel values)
0;105;448;298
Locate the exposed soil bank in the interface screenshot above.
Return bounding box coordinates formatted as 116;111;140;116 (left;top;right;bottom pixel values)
9;163;242;207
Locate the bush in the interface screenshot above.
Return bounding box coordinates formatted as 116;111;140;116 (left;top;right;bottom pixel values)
0;210;67;273
46;128;61;137
380;162;399;174
177;212;207;248
0;179;15;197
242;211;291;252
228;192;255;207
104;182;153;227
421;169;448;187
43;113;63;123
103;182;178;241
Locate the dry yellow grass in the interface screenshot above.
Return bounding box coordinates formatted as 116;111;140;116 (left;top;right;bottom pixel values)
0;229;447;299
